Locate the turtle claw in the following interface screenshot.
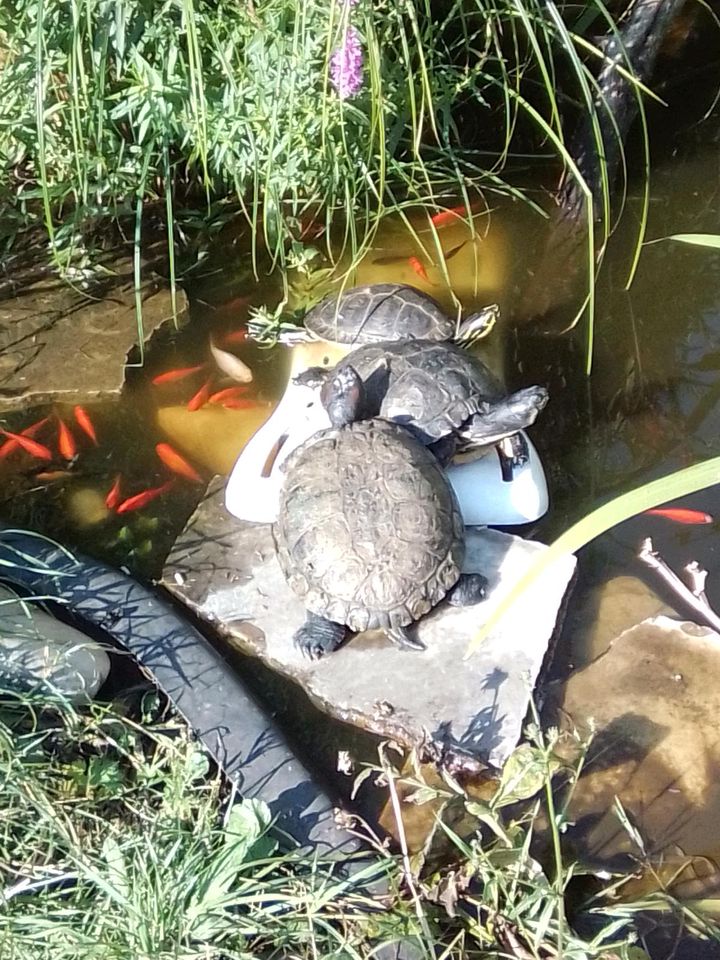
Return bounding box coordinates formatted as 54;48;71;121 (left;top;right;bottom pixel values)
497;433;529;481
293;614;347;661
387;626;426;651
447;573;487;607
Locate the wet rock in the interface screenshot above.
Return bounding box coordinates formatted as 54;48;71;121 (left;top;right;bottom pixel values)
0;585;110;700
561;614;720;897
562;575;676;669
162;480;576;770
0;272;186;411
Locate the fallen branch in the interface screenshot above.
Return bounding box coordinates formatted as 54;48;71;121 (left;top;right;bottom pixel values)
638;537;720;634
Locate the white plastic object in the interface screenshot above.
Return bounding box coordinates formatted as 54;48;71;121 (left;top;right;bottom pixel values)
225;347;549;527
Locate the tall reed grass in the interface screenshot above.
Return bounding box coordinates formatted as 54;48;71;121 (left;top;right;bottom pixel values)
0;0;625;282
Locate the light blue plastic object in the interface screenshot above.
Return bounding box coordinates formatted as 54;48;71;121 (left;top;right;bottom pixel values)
225;363;548;527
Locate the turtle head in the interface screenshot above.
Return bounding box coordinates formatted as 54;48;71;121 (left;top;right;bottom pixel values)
293;366;332;390
322;365;365;428
456;304;499;345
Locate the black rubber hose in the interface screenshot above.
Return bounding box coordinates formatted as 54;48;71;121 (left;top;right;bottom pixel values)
0;526;358;856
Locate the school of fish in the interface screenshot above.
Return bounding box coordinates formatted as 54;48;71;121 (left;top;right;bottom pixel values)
0;325;257;517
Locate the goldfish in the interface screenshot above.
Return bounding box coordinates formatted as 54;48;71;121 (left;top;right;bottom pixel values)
0;429;52;461
116;480;174;515
408;256;430;282
221;398;268;410
155;443;203;483
645;507;713;525
208;386;251;405
0;417;50;459
209;338;253;383
33;469;73;483
105;474;123;510
430;203;471;228
152;364;206;385
221;329;250;345
186;378;214;412
57;418;77;460
73;406;98;445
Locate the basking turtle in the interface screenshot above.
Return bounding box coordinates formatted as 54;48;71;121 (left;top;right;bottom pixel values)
297;339;549;477
301;283;497;346
275;367;486;660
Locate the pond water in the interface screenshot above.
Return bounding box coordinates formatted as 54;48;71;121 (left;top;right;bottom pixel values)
1;81;719;936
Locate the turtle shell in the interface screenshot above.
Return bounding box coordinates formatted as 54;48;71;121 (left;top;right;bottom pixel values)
274;419;464;633
336;339;505;442
304;283;456;345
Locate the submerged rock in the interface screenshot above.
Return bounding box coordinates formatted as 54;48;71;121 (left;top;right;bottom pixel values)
0;585;110;700
561;614;720;898
0;271;186;412
162;480;576;771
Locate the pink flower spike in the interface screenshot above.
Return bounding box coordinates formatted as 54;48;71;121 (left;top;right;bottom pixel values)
330;26;364;100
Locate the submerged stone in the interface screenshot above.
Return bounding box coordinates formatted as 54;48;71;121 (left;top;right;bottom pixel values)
0;271;186;411
162;481;576;771
561;614;720;898
0;585;110;700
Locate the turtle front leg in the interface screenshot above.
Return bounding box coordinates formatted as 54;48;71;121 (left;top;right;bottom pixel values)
294;612;347;660
447;573;488;607
496;432;530;481
427;434;458;467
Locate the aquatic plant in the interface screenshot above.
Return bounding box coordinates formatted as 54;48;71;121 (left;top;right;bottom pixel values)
0;0;635;289
469;455;720;653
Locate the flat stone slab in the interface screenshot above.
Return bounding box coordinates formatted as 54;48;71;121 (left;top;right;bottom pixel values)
0;271;187;411
162;480;576;771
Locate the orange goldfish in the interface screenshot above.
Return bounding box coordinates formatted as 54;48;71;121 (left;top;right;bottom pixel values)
57;418;77;460
116;480;174;515
105;475;123;510
208;386;251;405
430;204;470;228
645;507;713;525
221;329;250;345
187;378;214;412
408;256;430;282
221;398;268;410
73;406;98;445
152;364;206;385
155;443;203;483
0;429;52;461
0;417;50;459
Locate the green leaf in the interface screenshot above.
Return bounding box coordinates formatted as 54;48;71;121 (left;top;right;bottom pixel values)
667;233;720;249
468;457;720;654
465;800;512;845
496;744;548;806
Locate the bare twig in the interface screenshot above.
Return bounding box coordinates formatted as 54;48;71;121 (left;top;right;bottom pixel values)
684;560;709;604
378;744;434;949
638;538;720;634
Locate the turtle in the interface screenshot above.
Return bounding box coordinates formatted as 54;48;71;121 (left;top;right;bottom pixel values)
296;283;498;347
296;339;549;480
274;366;487;660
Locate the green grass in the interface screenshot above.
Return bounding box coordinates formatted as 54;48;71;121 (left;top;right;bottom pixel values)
0;0;630;287
0;689;406;960
1;685;716;959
